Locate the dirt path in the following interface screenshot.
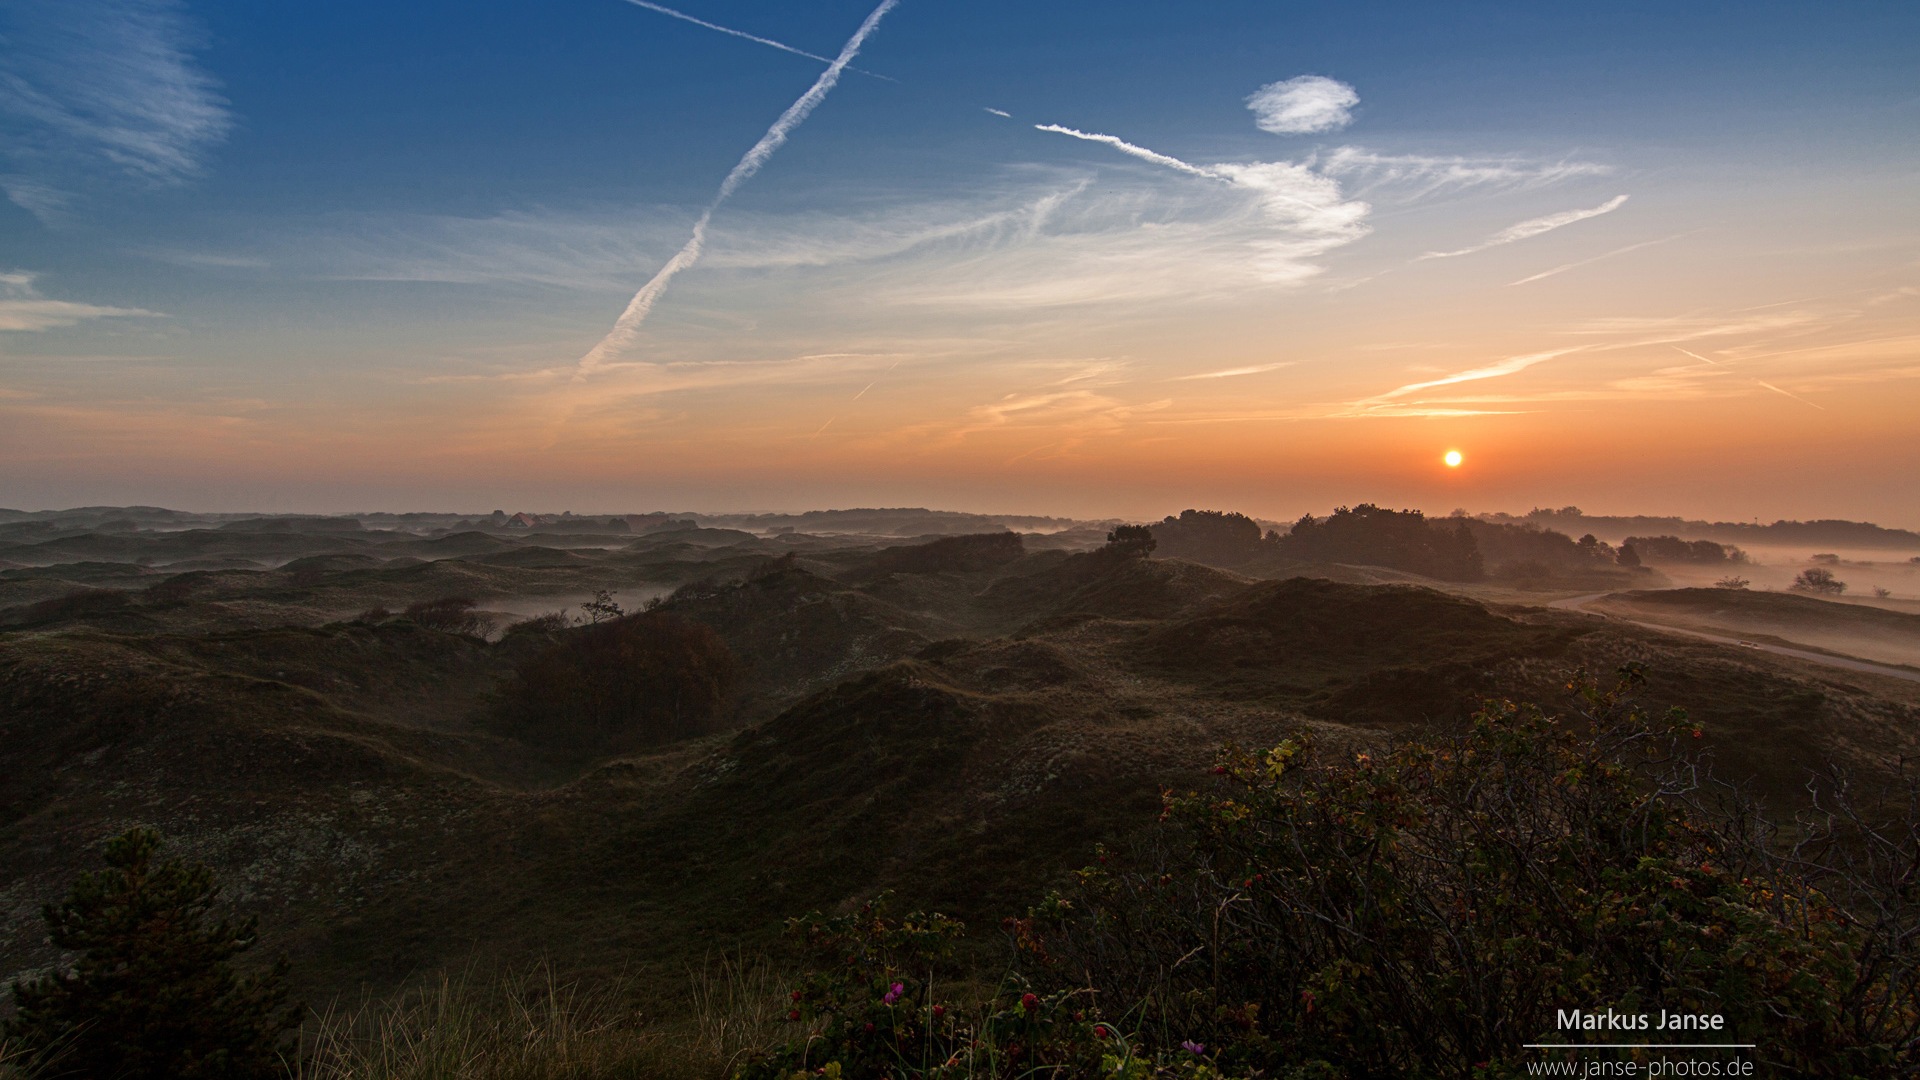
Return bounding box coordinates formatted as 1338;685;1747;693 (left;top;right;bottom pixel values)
1547;592;1920;685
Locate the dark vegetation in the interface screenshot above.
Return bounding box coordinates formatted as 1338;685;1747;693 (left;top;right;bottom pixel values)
1623;534;1748;564
1148;510;1264;566
1276;505;1482;581
1797;567;1849;595
5;828;301;1079
741;672;1920;1077
3;506;1919;1076
494;612;738;753
1488;507;1920;550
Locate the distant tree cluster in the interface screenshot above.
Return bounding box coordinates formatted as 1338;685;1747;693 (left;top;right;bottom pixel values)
1102;523;1156;559
1148;509;1265;565
1622;535;1748;564
1276;504;1483;581
1458;520;1620;581
495;611;737;753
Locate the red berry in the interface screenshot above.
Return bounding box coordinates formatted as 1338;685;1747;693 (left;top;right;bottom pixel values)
791;990;803;1001
1021;992;1038;1011
1095;1024;1110;1038
787;1009;800;1022
932;1005;946;1019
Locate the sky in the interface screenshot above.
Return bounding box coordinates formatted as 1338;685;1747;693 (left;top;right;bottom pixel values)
1;0;1917;524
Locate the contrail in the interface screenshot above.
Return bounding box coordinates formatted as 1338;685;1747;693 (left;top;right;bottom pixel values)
580;0;900;375
1756;380;1826;410
1670;344;1722;365
1421;195;1629;260
618;0;835;64
617;1;896;80
984;107;1011;118
1508;231;1689;286
1034;123;1223;180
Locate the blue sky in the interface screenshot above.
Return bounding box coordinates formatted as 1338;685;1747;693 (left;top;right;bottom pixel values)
1;1;1917;518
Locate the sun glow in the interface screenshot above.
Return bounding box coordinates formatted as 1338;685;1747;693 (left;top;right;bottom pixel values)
1444;450;1464;468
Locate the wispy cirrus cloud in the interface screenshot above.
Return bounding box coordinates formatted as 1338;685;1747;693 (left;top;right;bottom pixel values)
0;0;231;221
1420;195;1629;260
0;271;159;332
1170;362;1293;381
1318;148;1610;198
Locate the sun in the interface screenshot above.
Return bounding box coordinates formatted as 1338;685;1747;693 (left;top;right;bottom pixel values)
1443;450;1464;468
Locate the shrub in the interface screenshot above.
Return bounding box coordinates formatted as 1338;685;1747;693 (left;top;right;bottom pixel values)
402;596;495;636
1794;568;1847;595
503;610;574;635
1715;576;1751;589
4;828;302;1079
736;899;1174;1080
496;612;738;752
1015;671;1913;1076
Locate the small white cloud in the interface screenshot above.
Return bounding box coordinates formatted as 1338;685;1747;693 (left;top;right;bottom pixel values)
1246;76;1358;135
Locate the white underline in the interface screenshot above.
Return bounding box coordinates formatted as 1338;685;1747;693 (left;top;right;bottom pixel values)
1525;1044;1755;1049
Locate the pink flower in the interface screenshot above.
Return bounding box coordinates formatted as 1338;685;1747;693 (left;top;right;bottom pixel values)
883;982;904;1005
1181;1039;1206;1055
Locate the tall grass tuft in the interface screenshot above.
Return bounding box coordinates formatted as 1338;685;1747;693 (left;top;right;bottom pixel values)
296;957;789;1080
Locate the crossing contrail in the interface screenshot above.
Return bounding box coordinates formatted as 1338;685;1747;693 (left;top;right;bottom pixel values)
616;0;895;80
579;0;901;375
618;0;835;64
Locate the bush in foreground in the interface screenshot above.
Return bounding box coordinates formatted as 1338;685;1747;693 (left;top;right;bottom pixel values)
743;671;1919;1077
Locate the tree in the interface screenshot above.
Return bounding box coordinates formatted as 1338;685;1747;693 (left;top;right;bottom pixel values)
1103;523;1156;559
5;828;302;1080
1794;567;1847;595
579;588;624;624
1715;576;1751;589
1616;542;1642;568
